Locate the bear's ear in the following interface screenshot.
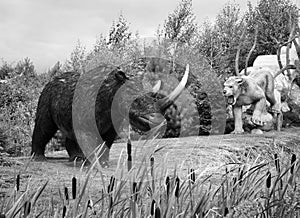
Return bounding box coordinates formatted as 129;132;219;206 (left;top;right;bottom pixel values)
236;77;244;85
115;69;128;81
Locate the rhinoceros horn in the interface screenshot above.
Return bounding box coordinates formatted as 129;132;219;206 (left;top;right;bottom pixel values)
158;64;189;110
152;80;161;93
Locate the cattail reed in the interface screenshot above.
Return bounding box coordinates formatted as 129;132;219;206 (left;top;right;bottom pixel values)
64;187;69;201
291;153;296;175
175;177;180;198
72;176;76;199
150;156;154;177
150;199;156;216
108;176;115;193
266;171;271;189
62;205;67;218
233;177;237;185
16;174;20;191
190;169;196;184
165;176;170;196
133;182;138;201
224;207;229;216
87;199;92;209
24;201;31;217
154;207;161;218
238;168;243;186
127;138;132;171
274;153;280;172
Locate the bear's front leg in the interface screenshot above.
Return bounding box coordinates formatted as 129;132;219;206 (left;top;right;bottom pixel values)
232;106;244;134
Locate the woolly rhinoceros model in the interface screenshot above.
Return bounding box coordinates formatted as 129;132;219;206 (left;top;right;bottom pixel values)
31;57;218;166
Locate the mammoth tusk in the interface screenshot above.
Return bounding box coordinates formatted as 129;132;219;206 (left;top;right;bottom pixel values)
158;64;189;110
152;80;161;93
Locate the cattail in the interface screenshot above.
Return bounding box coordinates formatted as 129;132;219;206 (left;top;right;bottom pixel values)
291;153;296;175
62;205;67;218
150;157;154;177
24;201;31;217
72;176;77;199
150;199;156;216
108;176;115;193
87;199;92;209
165;176;170;196
175;177;180;198
127;137;132;155
266;171;271;189
274;153;280;172
154;207;161;218
109;196;113;211
133;182;138;201
190;169;196;184
16;174;20;191
64;187;69;201
224;207;229;216
239;168;243;186
127;138;132;171
233;177;237;185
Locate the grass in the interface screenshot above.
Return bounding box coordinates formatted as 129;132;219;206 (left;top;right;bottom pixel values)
0;138;299;218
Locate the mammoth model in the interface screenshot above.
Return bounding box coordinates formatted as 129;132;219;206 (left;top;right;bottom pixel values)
31;57;214;166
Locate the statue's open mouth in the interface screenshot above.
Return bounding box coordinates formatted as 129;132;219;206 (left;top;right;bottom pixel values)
226;95;236;105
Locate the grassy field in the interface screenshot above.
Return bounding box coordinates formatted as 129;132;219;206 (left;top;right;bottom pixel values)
0;127;300;217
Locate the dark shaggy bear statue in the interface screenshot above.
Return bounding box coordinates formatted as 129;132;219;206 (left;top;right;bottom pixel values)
31;58;192;167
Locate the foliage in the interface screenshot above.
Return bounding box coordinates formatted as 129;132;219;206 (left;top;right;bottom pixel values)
107;13;132;49
159;0;197;44
197;0;299;76
0;61;14;80
47;61;64;79
0;59;54;156
64;40;87;73
246;0;299;55
197;3;250;76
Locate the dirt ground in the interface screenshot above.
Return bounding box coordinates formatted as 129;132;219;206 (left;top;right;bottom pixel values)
1;127;300;212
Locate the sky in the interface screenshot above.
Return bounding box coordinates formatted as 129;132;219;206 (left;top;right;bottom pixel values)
0;0;267;73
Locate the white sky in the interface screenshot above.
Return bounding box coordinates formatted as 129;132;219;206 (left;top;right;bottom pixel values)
0;0;260;73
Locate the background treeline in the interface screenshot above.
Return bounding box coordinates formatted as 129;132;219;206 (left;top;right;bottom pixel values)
0;0;298;156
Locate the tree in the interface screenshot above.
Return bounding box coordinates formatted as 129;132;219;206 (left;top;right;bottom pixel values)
93;34;108;53
0;61;14;79
64;40;86;73
161;0;197;44
107;13;132;49
197;2;247;75
48;61;63;79
197;0;299;76
246;0;299;55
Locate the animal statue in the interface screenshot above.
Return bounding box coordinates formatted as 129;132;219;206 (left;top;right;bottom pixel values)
226;25;300;134
251;53;300;112
223;68;280;134
31;57;215;167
